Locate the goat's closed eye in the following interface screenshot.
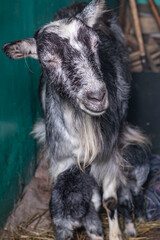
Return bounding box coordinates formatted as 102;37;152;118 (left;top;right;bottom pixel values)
44;56;60;65
47;59;55;63
45;57;56;63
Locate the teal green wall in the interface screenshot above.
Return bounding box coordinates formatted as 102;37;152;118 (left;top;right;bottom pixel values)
0;0;119;229
0;0;80;229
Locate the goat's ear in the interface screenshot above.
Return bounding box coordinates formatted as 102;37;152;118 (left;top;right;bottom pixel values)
77;0;105;27
2;38;38;60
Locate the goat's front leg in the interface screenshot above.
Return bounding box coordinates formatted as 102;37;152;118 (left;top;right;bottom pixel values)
103;177;123;240
118;187;136;237
83;203;104;240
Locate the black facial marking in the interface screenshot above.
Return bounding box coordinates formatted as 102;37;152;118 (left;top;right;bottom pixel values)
37;32;67;60
77;26;92;50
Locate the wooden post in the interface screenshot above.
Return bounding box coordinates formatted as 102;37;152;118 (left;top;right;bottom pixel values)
119;0;126;28
129;0;147;69
148;0;160;29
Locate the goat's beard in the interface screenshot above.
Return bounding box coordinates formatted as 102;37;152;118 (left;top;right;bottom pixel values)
77;114;103;169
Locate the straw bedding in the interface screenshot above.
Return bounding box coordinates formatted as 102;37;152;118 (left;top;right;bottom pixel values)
1;209;160;240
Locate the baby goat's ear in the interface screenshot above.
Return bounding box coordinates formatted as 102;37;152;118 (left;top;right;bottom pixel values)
2;38;38;60
77;0;105;27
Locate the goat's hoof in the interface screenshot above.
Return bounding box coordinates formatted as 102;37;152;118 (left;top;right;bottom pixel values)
109;233;124;240
92;237;104;240
136;216;145;223
90;233;104;240
124;222;136;237
103;197;117;211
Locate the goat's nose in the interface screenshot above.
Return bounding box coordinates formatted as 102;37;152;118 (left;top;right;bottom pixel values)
86;88;106;102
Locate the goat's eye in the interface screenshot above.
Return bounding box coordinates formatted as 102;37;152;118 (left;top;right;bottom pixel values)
45;58;56;63
43;56;60;65
43;59;52;63
47;59;54;63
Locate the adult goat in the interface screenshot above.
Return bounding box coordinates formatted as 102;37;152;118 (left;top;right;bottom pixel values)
2;0;150;239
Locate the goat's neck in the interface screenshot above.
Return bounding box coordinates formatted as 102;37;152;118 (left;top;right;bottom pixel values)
62;100;103;167
47;86;103;166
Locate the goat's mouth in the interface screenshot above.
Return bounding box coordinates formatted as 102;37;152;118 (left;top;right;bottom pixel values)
76;98;108;116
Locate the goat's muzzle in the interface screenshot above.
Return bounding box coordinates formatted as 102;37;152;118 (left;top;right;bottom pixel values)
77;87;109;116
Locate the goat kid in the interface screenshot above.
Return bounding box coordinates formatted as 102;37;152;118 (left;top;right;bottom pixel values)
118;125;150;236
50;165;103;240
2;0;150;239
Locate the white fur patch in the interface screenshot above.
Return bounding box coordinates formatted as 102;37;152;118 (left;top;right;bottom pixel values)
31;119;46;144
103;176;117;201
120;125;150;149
63;103;103;168
77;114;102;168
124;222;136;237
108;210;123;240
41;19;82;52
88;233;104;240
41;82;46;112
49;157;75;182
91;189;101;211
91;151;126;196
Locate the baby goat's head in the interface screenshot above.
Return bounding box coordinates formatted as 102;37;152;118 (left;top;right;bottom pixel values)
2;0;108;116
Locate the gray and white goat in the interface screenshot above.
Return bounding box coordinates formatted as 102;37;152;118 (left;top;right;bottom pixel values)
50;165;103;240
3;0;150;239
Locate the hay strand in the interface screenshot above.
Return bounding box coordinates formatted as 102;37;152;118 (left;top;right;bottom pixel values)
1;209;160;240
